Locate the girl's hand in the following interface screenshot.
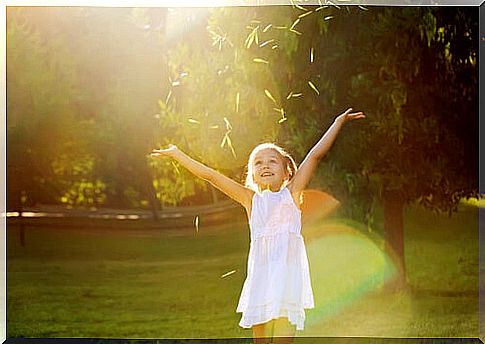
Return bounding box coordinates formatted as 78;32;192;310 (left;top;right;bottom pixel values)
335;108;365;124
151;144;179;158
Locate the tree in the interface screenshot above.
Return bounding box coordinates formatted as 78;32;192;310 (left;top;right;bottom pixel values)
280;6;478;288
160;6;478;288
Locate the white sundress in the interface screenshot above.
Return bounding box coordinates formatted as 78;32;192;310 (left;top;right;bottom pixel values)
236;187;314;331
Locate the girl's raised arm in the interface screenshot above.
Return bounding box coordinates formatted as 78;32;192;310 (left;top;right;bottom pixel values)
151;145;254;210
288;108;365;196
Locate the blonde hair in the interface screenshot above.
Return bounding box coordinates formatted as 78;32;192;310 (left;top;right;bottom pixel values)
245;143;298;192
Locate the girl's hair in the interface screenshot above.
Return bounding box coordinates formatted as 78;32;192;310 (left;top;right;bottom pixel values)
245;143;298;192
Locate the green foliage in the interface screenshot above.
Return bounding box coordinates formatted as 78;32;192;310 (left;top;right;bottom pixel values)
7;11;88;207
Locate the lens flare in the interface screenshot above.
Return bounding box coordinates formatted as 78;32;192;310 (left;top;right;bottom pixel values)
302;220;402;335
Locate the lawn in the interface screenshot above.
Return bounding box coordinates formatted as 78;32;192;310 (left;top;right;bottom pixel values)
6;200;479;339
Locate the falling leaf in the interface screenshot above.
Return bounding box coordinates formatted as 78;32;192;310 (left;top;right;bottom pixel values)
286;92;293;99
291;93;303;97
253;58;269;64
172;80;180;86
271;45;278;50
195;216;199;233
165;90;172;104
290;18;300;31
290;29;302;35
259;39;275;47
264;89;277;104
188;119;200;124
171;161;180;175
324;16;334;21
315;6;327;11
235;92;240;113
294;4;307;11
298;11;313;19
210;125;219;129
223;117;232;130
310;47;314;63
263;24;272;32
275;26;287;30
273;107;283;114
245;26;259;49
220;134;228;148
221;270;237;278
180;72;188;77
358;5;369;10
225;135;237;159
308;81;320;95
278;117;287;124
326;1;340;9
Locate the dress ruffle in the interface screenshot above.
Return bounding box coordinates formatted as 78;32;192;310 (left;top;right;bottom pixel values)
238;302;310;331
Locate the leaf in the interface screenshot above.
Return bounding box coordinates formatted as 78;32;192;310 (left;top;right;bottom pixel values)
194;215;199;233
259;39;275;47
310;47;314;63
315;6;327;11
275;26;287;30
271;45;278;50
273;107;284;115
264;89;277;104
289;29;302;35
286;92;293;99
298;11;313;19
290;18;300;31
294;4;307;11
225;135;237;159
235;92;240;113
221;270;237;278
263;24;272;32
220;134;228;148
245;26;259;49
278;117;287;124
188;119;200;124
223;117;232;130
326;1;340;9
308;81;320;95
358;5;368;10
210;125;219;129
324;16;334;21
165;90;172;104
171;161;180;175
253;58;269;64
291;93;303;97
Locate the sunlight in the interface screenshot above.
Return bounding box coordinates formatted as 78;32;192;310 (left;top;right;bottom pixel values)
302;220;405;336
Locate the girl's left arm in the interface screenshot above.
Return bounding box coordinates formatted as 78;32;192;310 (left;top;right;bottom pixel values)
288;108;365;196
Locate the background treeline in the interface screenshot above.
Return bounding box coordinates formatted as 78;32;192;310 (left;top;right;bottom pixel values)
6;5;478;288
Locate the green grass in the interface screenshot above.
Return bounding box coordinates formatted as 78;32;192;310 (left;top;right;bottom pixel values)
7;201;478;339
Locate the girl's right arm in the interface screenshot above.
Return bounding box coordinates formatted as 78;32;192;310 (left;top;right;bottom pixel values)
151;145;254;211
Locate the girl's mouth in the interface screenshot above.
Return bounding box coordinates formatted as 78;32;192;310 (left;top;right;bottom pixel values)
261;172;274;177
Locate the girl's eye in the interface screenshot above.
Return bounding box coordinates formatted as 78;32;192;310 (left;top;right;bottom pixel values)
255;161;261;166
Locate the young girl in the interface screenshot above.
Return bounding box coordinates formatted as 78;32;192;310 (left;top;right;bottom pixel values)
151;108;365;343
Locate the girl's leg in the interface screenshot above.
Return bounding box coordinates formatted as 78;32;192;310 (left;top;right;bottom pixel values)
252;320;274;344
272;317;296;344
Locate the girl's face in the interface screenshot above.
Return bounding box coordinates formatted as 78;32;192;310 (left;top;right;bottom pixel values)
251;148;289;192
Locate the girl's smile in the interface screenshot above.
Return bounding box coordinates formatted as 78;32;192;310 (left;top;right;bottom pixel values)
252;149;289;191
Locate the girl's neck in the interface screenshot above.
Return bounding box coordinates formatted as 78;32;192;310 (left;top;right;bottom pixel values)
258;182;286;193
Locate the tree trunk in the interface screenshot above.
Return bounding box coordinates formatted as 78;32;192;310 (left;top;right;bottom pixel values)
382;189;406;290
